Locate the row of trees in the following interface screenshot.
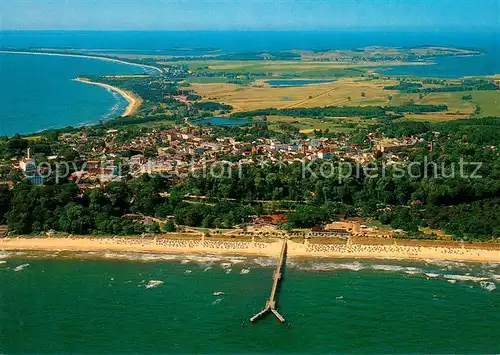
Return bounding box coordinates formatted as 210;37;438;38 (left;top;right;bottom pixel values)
387;79;497;93
230;104;448;119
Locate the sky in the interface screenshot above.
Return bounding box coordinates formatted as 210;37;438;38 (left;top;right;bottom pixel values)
0;0;498;31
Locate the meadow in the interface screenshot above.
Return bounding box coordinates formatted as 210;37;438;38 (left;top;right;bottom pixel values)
184;58;499;123
265;115;369;133
163;59;425;77
189;78;398;111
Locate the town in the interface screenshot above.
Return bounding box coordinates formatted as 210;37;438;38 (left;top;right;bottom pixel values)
14;121;422;187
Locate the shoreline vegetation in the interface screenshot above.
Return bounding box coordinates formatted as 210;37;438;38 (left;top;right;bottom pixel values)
0;50;162;73
74;77;142;117
1;237;499;263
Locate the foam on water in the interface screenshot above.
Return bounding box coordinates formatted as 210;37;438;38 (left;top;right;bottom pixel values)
101;252;181;261
212;298;222;305
99;252;228;264
425;273;440;278
371;264;407;272
490;274;500;281
144;280;164;289
300;261;365;272
286;259;500;287
424;260;468;269
228;257;246;264
3;249;499;288
444;274;490;282
252;257;276;267
13;263;30;272
479;281;497;292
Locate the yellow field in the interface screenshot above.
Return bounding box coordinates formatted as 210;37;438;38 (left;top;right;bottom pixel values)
404;113;471;122
266;115;367;133
190;78;398;111
189;67;499;121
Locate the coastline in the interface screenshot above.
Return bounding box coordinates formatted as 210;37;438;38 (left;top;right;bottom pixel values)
1;237;499;263
0;50;162;74
74;77;142;117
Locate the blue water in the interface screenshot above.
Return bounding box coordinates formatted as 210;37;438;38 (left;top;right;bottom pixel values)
193;117;252;126
266;79;335;86
381;53;500;78
0;30;499;135
0;52;148;136
2;30;498;57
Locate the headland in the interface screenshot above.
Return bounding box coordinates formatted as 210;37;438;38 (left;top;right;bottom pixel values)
0;50;162;73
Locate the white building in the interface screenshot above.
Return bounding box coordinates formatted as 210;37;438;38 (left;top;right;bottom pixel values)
19;148;36;172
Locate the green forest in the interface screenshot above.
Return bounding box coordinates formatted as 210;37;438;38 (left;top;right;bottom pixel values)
0;117;499;241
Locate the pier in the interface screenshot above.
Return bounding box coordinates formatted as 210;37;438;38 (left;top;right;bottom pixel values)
250;239;287;323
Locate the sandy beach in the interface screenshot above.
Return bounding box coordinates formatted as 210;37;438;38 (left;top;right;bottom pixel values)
74;77;142;117
0;50;162;73
1;237;499;263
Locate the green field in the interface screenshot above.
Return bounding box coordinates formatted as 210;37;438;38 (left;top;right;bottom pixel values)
170;60;372;78
469;91;500;117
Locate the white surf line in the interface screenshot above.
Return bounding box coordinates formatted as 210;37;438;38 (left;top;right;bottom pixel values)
0;50;163;74
73;78;139;117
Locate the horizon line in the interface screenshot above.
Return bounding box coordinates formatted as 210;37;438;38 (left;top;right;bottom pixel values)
1;26;498;32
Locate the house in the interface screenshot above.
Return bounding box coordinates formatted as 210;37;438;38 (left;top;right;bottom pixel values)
325;221;360;234
317;149;333;159
265;215;288;224
375;137;417;153
27;175;46;185
130;154;146;165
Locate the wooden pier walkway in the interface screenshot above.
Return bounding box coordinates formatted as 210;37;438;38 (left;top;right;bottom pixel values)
249;239;287;323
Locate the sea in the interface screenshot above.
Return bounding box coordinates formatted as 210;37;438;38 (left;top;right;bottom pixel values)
1;31;500;353
0;252;499;354
0;53;149;136
0;30;499;136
